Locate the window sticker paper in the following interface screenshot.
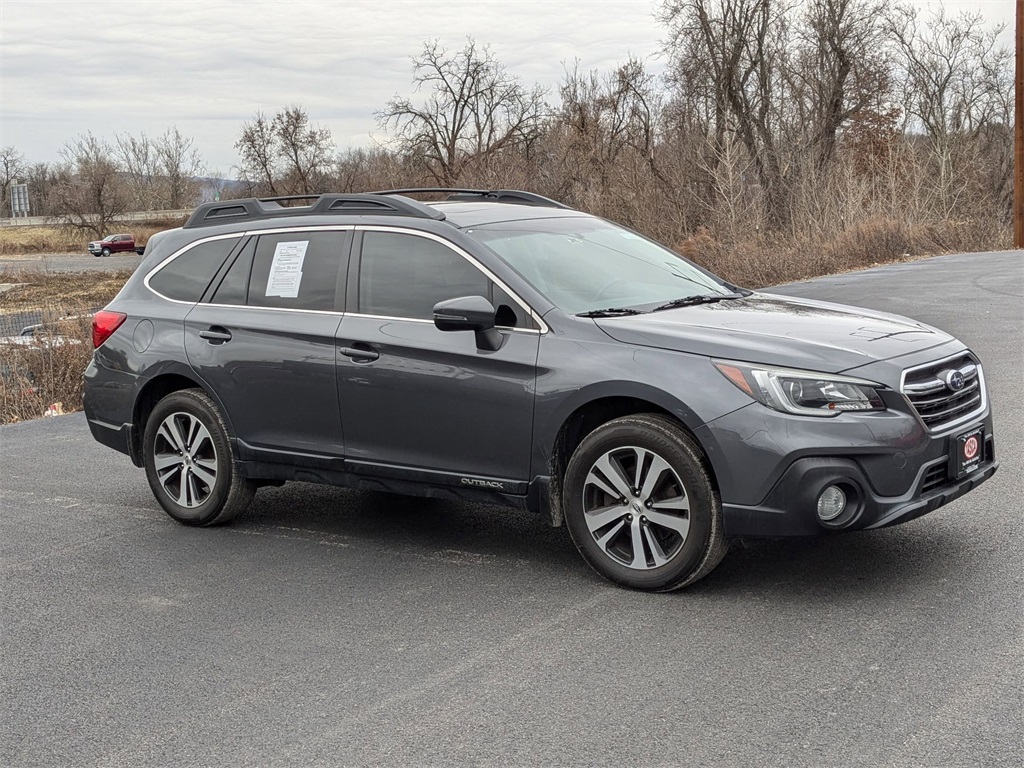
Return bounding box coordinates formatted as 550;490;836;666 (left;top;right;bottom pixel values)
265;241;308;298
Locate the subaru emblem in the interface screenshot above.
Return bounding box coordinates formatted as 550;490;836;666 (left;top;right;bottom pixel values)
944;370;965;391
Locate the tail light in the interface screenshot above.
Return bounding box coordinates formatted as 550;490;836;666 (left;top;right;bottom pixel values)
92;310;127;348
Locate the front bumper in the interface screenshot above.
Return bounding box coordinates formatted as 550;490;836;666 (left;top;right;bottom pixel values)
720;451;998;537
697;375;997;537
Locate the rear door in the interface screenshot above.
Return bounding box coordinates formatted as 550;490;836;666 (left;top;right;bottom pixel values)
184;228;351;465
335;228;540;486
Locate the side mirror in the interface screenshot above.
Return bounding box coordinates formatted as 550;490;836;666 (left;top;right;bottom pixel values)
433;295;503;351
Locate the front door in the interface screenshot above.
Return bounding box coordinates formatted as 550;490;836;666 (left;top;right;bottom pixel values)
335;229;540;485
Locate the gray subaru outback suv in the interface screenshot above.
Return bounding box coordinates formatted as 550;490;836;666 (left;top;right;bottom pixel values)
83;189;997;590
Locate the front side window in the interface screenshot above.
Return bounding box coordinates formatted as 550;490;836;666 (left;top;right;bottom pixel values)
466;217;735;315
358;232;491;321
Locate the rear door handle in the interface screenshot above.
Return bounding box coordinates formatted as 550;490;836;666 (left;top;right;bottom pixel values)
339;345;380;363
199;327;232;343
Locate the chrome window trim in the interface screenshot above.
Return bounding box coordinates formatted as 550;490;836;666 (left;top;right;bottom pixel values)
144;226;356;307
899;351;987;436
343;311;541;335
144;224;548;334
144;232;245;306
198;302;344;317
354;225;549;334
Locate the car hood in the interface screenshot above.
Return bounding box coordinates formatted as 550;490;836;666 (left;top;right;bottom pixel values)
593;292;956;373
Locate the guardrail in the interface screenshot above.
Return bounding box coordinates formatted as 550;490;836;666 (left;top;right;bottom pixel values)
0;210;193;228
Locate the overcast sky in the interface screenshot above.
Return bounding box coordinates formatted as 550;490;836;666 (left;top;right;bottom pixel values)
1;0;1015;174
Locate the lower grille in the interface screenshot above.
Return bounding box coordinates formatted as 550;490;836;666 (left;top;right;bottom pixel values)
921;462;949;494
902;353;984;431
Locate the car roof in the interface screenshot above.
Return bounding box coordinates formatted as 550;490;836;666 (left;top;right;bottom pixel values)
429;201;591;229
181;192;593;234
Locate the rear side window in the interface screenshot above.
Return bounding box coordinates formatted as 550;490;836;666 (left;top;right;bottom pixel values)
247;232;348;311
149;237;239;302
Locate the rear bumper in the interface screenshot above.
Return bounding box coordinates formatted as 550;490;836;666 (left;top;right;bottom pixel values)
722;452;998;537
85;415;142;466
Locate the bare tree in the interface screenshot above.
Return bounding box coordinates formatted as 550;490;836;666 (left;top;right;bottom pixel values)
659;0;892;230
552;58;679;234
51;133;128;238
376;39;547;185
154;127;204;208
236;112;279;195
23;162;66;217
115;132;160;211
113;127;204;210
0;146;26;215
235;107;333;196
272;107;334;194
335;146;406;192
887;4;1012;218
793;0;892;169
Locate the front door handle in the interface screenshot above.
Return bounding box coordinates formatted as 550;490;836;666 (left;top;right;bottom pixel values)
199;327;232;343
339;345;380;363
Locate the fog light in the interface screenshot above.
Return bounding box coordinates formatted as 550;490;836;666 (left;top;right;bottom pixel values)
817;485;847;522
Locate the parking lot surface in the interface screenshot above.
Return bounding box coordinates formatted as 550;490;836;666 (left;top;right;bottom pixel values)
1;249;1021;767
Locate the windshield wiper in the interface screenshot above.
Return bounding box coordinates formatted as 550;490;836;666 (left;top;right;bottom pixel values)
650;293;744;312
576;307;645;318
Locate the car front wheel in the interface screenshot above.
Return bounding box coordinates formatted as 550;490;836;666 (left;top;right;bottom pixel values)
563;414;727;591
101;247;111;257
143;388;254;526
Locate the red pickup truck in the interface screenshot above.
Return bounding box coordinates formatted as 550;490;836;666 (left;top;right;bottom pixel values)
87;234;145;257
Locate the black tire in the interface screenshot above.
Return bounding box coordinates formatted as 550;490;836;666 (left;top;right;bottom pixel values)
563;414;727;591
101;247;111;257
143;388;254;526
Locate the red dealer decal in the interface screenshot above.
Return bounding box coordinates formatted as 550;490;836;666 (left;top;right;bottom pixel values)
964;435;980;460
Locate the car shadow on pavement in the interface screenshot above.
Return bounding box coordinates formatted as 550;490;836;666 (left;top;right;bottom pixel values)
243;482;580;570
689;521;981;601
231;481;977;599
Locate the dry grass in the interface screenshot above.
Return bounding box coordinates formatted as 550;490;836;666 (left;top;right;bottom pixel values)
0;219;185;255
0;268;134;312
680;217;1012;288
0;270;133;423
0;308;95;424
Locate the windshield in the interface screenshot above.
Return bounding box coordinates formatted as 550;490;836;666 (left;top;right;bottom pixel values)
465;217;734;314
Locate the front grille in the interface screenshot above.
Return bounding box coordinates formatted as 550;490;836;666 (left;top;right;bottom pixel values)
902;353;984;431
921;462;949;494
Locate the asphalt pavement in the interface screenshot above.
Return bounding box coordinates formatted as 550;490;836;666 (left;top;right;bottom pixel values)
1;249;1021;767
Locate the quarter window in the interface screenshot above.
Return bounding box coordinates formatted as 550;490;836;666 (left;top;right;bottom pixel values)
209;238;254;305
150;238;239;303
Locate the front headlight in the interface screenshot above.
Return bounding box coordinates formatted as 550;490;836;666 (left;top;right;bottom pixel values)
713;360;885;417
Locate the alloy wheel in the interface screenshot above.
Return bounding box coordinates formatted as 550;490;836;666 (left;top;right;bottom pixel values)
152;412;218;508
582;446;690;570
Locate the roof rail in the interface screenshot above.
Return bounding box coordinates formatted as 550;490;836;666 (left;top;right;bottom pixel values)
373;188;573;210
183;193;446;229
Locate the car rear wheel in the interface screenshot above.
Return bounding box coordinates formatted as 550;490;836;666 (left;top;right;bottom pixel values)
143;388;254;526
563;414;727;591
